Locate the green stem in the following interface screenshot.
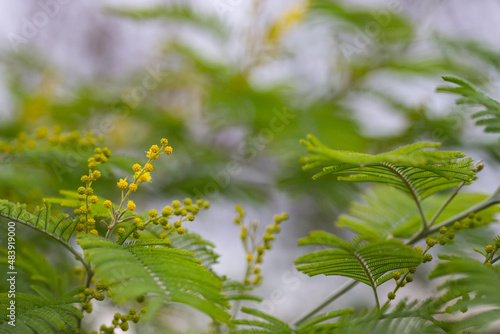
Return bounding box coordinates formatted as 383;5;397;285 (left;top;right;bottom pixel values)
408;185;500;244
428;182;465;227
292;280;358;328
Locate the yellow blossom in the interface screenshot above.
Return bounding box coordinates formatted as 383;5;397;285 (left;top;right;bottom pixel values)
103;200;112;209
165;146;173;155
91;170;101;181
149;145;160;153
138;172;151;183
149;210;158;219
117;178;128;189
129;183;138;192
127;200;136;211
132;164;142;172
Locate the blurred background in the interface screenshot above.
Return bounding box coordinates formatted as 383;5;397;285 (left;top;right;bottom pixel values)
1;0;500;332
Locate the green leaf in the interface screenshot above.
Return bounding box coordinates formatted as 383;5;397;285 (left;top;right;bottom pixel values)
429;255;500;331
232;307;353;334
334;299;443;334
169;231;220;269
295;232;423;287
438;76;500;133
77;234;230;324
301;135;476;199
0;200;75;243
0;292;82;333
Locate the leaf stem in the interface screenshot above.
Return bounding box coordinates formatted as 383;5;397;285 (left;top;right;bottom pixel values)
382;163;428;229
292;280;358;327
428;182;465;227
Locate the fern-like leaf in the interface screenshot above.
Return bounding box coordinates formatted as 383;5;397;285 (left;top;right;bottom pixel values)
438;76;500;133
232;307;353;334
428;255;500;332
0;200;75;242
300;135;476;200
295;232;423;287
0;200;85;269
169;231;220;269
77;235;230;324
333;299;443;334
0;292;82;333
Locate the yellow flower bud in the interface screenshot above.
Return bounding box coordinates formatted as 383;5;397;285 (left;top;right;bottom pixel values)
117;178;128;189
127;200;136;211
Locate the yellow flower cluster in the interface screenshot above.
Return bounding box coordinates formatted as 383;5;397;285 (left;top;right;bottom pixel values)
75;146;110;236
99;307;147;333
235;206;288;286
107;139;175;241
0;126;103;154
155;198;209;243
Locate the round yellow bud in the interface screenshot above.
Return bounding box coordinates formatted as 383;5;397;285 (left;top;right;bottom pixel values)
127;200;136;211
117;178;128;189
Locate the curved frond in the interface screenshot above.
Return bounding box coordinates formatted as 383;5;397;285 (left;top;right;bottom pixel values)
334;299;443;334
438;76;500;133
300;135;476;199
295;232;423;287
429;255;500;332
0;200;75;242
169;231;220;269
77;235;230;324
0;292;82;333
0;200;86;270
232;307;353;334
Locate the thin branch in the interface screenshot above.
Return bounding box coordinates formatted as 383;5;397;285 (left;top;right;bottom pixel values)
292;280;358;328
409;185;500;244
427;182;465;227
